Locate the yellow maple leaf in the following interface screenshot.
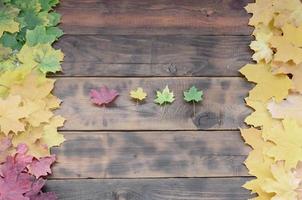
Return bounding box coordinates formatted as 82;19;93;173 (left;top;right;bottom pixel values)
0;67;31;97
266;119;302;170
130;87;147;101
250;25;273;63
245;0;274;26
12;126;43;148
261;163;300;200
40;115;65;148
273;0;302;28
0;95;31;135
24;100;53;127
270;24;302;64
10;73;55;101
268;94;302;125
240;63;292;102
274;62;302;94
241;128;275;199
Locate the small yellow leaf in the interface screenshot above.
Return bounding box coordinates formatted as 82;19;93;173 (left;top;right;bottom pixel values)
130;87;147;101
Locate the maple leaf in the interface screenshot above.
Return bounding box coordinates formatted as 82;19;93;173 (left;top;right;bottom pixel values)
0;135;13;163
28;155;56;178
40;115;65;148
266;118;302;170
250;25;273;63
241;128;275;199
130;87;147;101
17;44;64;73
261;164;300;200
183;86;203;103
273;0;302;28
26;26;63;46
0;5;20;37
89;86;119;106
240;63;292;102
270;24;302;64
245;0;274;26
274;62;302;94
154;86;175;105
268;94;302;125
0;95;30;135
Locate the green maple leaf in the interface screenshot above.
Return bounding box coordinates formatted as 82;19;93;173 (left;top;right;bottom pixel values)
154;86;175;105
39;0;59;11
184;86;203;103
17;43;64;73
0;5;20;37
0;32;22;50
26;26;63;46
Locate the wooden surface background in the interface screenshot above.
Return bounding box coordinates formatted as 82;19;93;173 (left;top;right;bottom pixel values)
48;0;254;199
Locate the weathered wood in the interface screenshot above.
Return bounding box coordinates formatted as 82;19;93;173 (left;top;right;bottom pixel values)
57;0;253;35
54;77;251;131
53;35;252;77
50;131;249;178
46;178;252;200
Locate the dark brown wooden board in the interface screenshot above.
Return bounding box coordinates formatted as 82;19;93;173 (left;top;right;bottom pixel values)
51;131;250;178
54;77;251;131
46;178;252;200
57;0;253;35
53;35;252;77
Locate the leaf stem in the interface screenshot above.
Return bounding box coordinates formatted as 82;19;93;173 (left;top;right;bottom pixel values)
193;101;196;117
0;84;9;89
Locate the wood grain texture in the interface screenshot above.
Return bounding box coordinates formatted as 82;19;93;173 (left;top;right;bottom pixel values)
53;35;252;77
57;0;253;35
54;77;251;131
50;131;249;178
46;178;252;200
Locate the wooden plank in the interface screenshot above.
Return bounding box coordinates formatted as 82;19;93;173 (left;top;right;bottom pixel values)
55;77;251;131
54;35;252;77
57;0;253;35
50;131;249;178
46;178;252;200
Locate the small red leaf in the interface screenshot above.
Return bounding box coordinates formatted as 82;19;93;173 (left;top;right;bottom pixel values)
89;86;119;106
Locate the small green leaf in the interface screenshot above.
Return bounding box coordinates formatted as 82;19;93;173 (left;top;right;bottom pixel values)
154;86;175;105
0;32;22;50
184;86;203;103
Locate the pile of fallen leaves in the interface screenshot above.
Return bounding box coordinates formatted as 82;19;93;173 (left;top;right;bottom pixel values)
241;0;302;199
0;0;64;199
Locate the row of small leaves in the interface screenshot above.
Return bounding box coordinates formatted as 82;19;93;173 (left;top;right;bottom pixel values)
0;0;64;199
241;0;302;199
89;85;204;106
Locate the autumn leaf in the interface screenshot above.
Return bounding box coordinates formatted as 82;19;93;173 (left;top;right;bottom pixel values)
268;94;302;125
26;26;63;46
183;86;203;103
274;62;302;94
130;87;147;101
0;5;20;37
261;163;300;200
28;155;56;178
154;85;175;105
245;0;274;26
266;118;302;170
0;95;31;135
89;86;119;106
270;24;302;64
273;0;302;28
240;63;292;102
250;25;273;63
17;43;64;73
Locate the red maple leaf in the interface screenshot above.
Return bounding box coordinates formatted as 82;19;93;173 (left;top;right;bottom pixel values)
28;155;56;178
89;86;119;106
0;144;57;200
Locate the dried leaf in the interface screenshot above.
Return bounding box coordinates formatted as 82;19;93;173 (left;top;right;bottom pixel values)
130;87;147;101
89;86;119;106
154;85;175;105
